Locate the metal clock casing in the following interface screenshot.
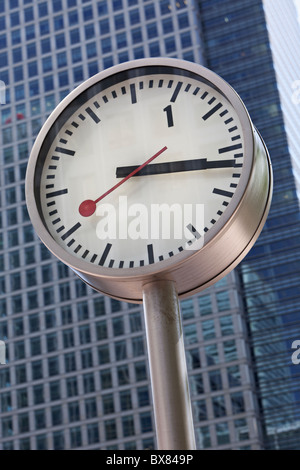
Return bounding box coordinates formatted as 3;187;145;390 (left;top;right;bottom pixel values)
26;58;272;303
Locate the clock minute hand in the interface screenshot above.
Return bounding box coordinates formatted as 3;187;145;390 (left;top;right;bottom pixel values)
116;158;236;178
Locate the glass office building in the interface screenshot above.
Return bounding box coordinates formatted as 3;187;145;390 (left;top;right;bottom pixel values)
0;0;299;450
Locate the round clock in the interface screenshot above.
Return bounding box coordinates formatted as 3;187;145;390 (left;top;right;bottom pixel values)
26;58;272;303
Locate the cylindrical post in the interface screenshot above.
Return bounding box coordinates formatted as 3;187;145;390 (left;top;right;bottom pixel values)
142;279;196;450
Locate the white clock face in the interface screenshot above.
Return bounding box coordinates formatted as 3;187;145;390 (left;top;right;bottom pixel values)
35;64;246;270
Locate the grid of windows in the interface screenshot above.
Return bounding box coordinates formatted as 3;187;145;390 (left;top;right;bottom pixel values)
0;0;263;450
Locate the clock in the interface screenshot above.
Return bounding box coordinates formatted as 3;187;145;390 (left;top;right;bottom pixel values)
26;58;272;303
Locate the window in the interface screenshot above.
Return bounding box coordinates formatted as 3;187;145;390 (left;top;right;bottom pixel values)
79;325;91;344
216;422;230;445
216;291;230;311
68;401;80;422
212;395;226;418
137;386;149;407
196;426;211;449
194;399;207;421
134;361;147;381
104;419;117;441
51;405;62;426
181;298;194;319
227;365;241;387
202;319;215;340
85;397;97;419
120;390;132;411
102;394;114;414
100;369;112;389
198;295;212;316
83;373;95;393
187;348;200;369
87;423;99;444
205;344;219;365
98;344;110;364
140;412;152;433
231;392;245;414
183;324;197;345
234;418;249;441
112;316;124;336
66;376;78;397
220;315;234;336
223;340;238;362
115;340;127;360
122;415;135;437
132;336;144;356
81;348;93;368
117;365;130;385
208;369;222;391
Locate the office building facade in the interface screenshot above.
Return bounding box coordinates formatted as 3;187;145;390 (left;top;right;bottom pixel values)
0;0;299;450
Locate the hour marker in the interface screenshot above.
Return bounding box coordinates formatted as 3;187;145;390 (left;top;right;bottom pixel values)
218;143;242;154
130;83;137;104
187;223;201;239
147;244;154;264
213;188;234;198
99;243;112;266
46;188;68;198
202;102;223;121
61;222;81;241
54;147;75;156
163;104;174;128
86;106;100;123
170;81;183;102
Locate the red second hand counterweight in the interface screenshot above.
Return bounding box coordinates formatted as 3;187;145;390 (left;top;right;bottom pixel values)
79;146;168;217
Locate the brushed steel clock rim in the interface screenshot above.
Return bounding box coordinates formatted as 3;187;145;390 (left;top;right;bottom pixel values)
26;58;270;301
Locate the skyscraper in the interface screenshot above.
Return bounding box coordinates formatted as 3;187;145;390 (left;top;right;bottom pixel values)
0;0;299;450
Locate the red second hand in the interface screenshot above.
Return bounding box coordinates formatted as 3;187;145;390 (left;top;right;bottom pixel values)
79;146;168;217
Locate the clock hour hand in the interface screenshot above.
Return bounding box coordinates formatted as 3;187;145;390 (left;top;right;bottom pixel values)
116;158;236;178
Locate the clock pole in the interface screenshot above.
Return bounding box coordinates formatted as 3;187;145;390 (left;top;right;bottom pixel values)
142;280;196;450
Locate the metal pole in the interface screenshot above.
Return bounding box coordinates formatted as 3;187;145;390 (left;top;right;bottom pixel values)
142;279;196;450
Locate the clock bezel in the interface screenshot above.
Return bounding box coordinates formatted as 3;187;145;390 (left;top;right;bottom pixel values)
26;58;272;302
